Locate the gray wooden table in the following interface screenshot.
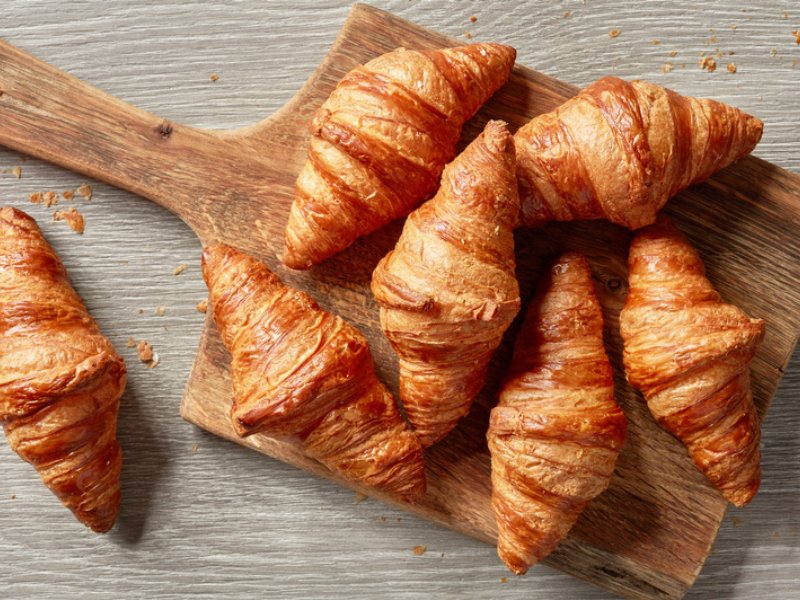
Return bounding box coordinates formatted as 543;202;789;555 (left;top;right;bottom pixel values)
1;2;798;598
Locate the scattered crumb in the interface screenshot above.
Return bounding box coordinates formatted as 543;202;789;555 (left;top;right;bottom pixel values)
29;192;42;204
772;531;781;540
670;50;678;57
465;32;473;39
732;516;741;528
354;491;368;504
62;189;75;201
771;48;778;57
155;306;166;317
127;336;136;348
77;183;92;201
661;62;674;73
710;35;718;43
173;264;188;276
138;308;144;315
195;299;208;313
11;495;16;500
191;443;198;453
210;73;219;82
730;24;737;31
52;207;85;234
563;10;572;18
412;545;427;556
397;517;402;522
137;340;154;362
700;56;717;72
469;15;477;23
727;62;737;73
500;577;508;584
608;28;621;38
11;166;21;179
43;191;58;208
440;551;444;558
793;30;800;44
652;38;661;45
380;515;387;523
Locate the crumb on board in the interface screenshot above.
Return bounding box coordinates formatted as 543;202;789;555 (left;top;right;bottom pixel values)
155;306;166;316
608;28;621;38
412;545;426;556
700;56;717;72
380;515;387;523
196;299;208;313
652;38;661;45
354;491;368;504
465;32;473;39
440;551;444;558
173;263;188;276
62;189;75;201
29;192;42;204
469;15;477;23
126;336;136;348
727;62;737;73
563;10;572;18
43;191;58;208
138;308;144;315
52;207;85;234
771;48;778;57
136;340;159;368
191;443;198;453
210;73;219;82
77;183;92;201
500;577;508;584
732;516;742;528
731;24;737;31
11;166;21;179
793;30;800;44
670;50;678;57
661;62;674;73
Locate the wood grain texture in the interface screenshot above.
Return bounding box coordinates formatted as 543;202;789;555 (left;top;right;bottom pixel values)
0;2;798;600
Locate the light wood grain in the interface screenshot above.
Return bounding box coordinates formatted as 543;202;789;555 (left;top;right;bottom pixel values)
0;2;798;600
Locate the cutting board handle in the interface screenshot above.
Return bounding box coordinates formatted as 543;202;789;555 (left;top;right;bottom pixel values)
0;39;228;218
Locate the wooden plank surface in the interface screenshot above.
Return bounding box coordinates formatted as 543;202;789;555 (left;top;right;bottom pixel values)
0;2;798;599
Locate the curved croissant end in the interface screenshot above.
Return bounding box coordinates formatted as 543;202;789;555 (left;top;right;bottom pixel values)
0;207;125;533
283;43;516;270
515;76;763;230
372;120;521;447
202;244;425;501
488;252;627;574
620;215;764;506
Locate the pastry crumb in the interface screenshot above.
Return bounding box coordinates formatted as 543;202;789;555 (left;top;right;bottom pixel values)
500;577;508;584
137;340;154;362
412;545;426;556
770;47;778;57
155;306;166;317
354;491;368;504
465;31;473;39
726;62;737;73
173;263;188;276
469;15;477;23
126;336;136;348
191;443;198;453
793;30;800;44
608;28;621;38
652;38;661;45
700;56;717;72
661;62;674;73
29;192;43;204
380;515;387;523
62;189;75;201
53;207;85;234
730;24;737;31
43;191;58;208
669;50;678;57
563;10;572;18
11;166;21;179
440;551;444;558
77;183;93;201
196;299;208;313
732;516;741;528
210;73;219;82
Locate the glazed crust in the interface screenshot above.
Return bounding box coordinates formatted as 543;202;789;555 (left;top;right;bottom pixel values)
202;244;425;501
283;43;516;269
620;215;764;506
371;120;520;448
0;206;125;533
515;76;763;229
488;253;627;575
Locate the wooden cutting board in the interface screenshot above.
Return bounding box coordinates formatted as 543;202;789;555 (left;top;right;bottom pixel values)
1;4;798;599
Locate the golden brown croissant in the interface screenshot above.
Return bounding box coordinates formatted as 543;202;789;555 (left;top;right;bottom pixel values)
371;120;520;447
283;43;517;269
515;76;763;229
488;252;627;575
202;244;426;501
620;215;764;506
0;207;126;532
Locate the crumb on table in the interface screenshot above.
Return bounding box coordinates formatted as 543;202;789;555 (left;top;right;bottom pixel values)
700;56;717;72
196;299;208;313
77;183;92;201
173;264;188;276
62;189;75;201
210;73;219;82
43;191;58;208
11;166;21;179
52;207;85;234
126;336;136;348
727;62;737;73
609;28;621;38
412;545;426;556
155;306;166;317
29;192;43;204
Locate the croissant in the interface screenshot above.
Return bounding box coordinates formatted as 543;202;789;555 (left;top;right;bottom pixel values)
283;43;517;269
515;76;763;229
0;207;126;532
371;120;520;447
488;252;627;575
620;215;764;506
202;244;426;501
